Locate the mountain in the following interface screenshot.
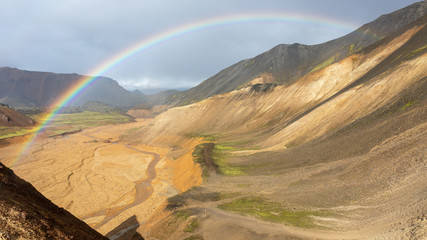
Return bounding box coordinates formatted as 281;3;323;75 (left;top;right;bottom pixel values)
0;104;34;127
127;10;427;239
168;1;427;106
58;101;126;114
0;67;146;108
126;89;181;118
0;162;108;239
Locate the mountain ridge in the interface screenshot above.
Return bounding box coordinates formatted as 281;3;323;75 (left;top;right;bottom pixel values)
0;67;147;108
166;1;427;106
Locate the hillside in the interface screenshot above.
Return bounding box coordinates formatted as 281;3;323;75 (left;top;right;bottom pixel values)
125;12;427;239
0;162;108;239
168;1;427;106
0;105;34;127
0;67;147;108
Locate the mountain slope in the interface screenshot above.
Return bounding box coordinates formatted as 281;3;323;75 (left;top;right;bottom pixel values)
168;1;427;106
127;11;427;239
132;14;427;144
0;67;146;108
0;162;108;240
0;105;34;127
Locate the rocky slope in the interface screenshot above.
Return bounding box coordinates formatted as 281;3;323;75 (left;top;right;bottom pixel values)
0;162;108;240
133;14;427;145
0;67;146;108
168;1;427;106
127;11;427;240
0;105;34;127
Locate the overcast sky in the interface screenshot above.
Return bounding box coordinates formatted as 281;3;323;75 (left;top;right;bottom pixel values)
0;0;419;92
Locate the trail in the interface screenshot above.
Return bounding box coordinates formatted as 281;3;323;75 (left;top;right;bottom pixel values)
80;131;161;231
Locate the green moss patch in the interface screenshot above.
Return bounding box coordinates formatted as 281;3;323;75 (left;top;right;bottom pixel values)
309;56;335;73
192;142;244;177
50;111;133;127
167;187;241;210
218;197;329;228
407;44;427;59
400;101;416;111
184;218;200;233
0;111;134;140
184;235;203;240
0;127;34;140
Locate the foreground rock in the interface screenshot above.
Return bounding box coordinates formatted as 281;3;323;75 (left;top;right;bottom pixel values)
0;162;108;240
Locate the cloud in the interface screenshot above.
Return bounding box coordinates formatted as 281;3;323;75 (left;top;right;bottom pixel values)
0;0;419;90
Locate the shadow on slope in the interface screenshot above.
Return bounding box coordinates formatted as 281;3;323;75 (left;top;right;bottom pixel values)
106;215;144;240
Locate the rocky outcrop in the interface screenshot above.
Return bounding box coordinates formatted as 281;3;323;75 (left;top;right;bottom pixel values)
0;106;34;127
0;163;108;240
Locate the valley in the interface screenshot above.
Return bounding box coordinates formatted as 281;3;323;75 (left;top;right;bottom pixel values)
0;119;202;239
0;2;426;240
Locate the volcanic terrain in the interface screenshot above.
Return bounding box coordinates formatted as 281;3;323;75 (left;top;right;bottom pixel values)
0;2;426;240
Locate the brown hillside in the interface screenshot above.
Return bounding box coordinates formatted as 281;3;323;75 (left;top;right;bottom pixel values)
0;105;34;127
125;13;427;240
0;162;108;240
130;16;427;147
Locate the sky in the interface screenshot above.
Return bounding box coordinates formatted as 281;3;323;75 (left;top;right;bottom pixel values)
0;0;420;92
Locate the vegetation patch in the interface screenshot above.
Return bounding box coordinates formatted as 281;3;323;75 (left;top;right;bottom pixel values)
49;111;133;127
407;44;427;59
192;141;244;177
219;139;260;151
174;209;194;219
0;127;33;140
212;144;245;176
0;111;134;139
192;143;217;178
400;101;416;111
309;56;335;73
167;187;240;210
167;187;219;209
45;111;133;136
184;133;217;142
184;235;203;240
187;133;246;176
184;218;200;233
150;209;201;239
347;44;355;55
218;197;330;228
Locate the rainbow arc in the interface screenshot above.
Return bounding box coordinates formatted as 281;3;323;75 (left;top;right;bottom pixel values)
12;12;368;166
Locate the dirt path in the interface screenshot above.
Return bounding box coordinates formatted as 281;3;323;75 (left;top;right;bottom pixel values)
80;132;161;231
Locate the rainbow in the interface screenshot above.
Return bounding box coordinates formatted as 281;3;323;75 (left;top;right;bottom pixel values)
12;12;366;166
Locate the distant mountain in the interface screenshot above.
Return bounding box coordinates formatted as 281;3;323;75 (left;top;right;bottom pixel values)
0;104;34;127
0;67;146;108
58;101;125;114
169;1;427;106
127;90;180;118
146;89;181;105
0;162;108;239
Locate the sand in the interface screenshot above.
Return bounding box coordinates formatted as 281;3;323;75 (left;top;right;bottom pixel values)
0;119;203;237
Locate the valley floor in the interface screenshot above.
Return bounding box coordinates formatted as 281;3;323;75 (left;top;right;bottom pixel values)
2;113;425;240
0;119;202;239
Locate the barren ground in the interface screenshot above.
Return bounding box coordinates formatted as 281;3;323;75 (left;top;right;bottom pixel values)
0;119;202;239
